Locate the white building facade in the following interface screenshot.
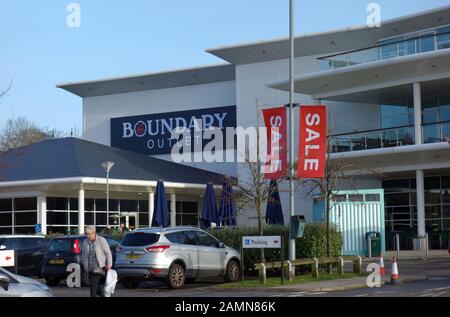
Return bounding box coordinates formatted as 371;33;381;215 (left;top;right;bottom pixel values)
7;5;442;250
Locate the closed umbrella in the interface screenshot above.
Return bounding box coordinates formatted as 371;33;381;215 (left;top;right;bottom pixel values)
152;180;169;228
219;181;237;227
201;183;219;229
265;180;284;225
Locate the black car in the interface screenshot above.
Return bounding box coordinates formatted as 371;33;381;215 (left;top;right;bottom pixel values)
42;235;120;286
0;235;48;277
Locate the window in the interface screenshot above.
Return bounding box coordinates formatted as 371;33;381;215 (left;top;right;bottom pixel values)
48;239;72;252
14;212;37;226
70;213;79;225
166;231;197;245
85;213;94;225
138;200;149;213
14;198;36;211
96;199;107;212
332;195;346;202
96;213;107;226
120;200;137;212
20;238;45;249
47;197;68;211
47;227;70;235
196;231;219;248
426;206;441;219
0;199;12;212
379;37;402;59
419;32;435;53
422;96;439;124
437;26;450;49
406;38;417;55
385;193;410;206
348;194;364;202
69;198;78;211
0;213;12;226
138;214;149;228
121;233;160;247
366;194;381;202
85;199;95;211
15;227;35;234
0;238;18;249
47;212;69;225
439;94;450;122
176;202;199;226
380;101;412;129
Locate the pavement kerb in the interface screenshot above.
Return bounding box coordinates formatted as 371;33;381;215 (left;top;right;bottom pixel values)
205;274;427;293
363;256;449;262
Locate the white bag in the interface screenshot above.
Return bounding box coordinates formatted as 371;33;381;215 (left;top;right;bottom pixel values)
103;269;118;297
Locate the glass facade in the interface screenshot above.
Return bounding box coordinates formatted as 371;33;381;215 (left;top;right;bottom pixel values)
44;197;200;234
331;92;450;154
383;176;450;251
0;197;37;234
318;25;450;71
176;201;200;226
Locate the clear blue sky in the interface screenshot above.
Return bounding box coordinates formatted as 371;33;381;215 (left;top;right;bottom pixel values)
0;0;448;134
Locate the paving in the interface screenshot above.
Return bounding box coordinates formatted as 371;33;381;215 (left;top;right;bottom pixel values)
47;257;450;297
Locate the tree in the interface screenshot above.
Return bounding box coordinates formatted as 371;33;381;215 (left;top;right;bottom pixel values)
0;79;13;99
298;119;372;271
234;108;293;263
0;116;58;153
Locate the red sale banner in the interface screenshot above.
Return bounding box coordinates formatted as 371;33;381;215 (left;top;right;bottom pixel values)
298;106;327;179
262;107;287;179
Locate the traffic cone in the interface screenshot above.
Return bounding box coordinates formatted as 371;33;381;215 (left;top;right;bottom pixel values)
390;256;401;285
379;252;385;276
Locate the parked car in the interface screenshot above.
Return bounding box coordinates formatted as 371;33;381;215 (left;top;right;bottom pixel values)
0;235;48;277
0;267;54;297
41;235;120;286
115;227;241;289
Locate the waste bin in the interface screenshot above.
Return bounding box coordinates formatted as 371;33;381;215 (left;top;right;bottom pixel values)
291;215;306;238
366;232;381;257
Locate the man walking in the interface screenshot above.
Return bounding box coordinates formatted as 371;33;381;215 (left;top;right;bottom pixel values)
81;226;113;297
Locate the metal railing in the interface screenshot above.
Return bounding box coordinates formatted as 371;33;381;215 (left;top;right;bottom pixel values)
317;31;450;72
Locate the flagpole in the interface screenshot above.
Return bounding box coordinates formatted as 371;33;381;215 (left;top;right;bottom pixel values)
288;0;296;261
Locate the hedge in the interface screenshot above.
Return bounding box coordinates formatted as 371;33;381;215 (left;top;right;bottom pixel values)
208;223;343;271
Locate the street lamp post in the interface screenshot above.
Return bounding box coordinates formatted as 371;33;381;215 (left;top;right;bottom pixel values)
102;161;115;227
288;0;296;261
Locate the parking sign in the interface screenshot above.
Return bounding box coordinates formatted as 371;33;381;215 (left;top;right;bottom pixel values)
242;236;282;249
0;250;15;267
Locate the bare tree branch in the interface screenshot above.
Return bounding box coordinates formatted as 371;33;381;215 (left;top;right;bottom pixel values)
0;78;14;99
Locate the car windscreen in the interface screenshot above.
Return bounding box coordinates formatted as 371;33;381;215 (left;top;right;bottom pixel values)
48;239;73;252
121;233;160;247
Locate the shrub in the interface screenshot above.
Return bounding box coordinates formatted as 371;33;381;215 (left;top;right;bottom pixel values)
208;223;343;271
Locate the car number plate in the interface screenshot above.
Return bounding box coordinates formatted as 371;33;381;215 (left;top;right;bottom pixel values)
126;254;143;260
50;259;65;265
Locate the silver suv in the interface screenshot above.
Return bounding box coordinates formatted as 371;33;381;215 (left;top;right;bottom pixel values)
115;227;241;289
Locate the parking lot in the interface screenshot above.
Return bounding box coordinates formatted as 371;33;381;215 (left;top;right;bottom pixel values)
46;278;228;297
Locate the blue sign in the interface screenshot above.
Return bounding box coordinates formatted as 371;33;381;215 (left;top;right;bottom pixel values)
111;106;237;155
35;224;42;234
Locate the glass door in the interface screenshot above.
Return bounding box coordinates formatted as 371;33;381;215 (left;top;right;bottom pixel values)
120;212;139;231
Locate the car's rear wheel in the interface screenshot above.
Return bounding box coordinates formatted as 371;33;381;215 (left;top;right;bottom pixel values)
122;278;140;289
224;260;241;283
166;263;185;289
45;277;61;286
